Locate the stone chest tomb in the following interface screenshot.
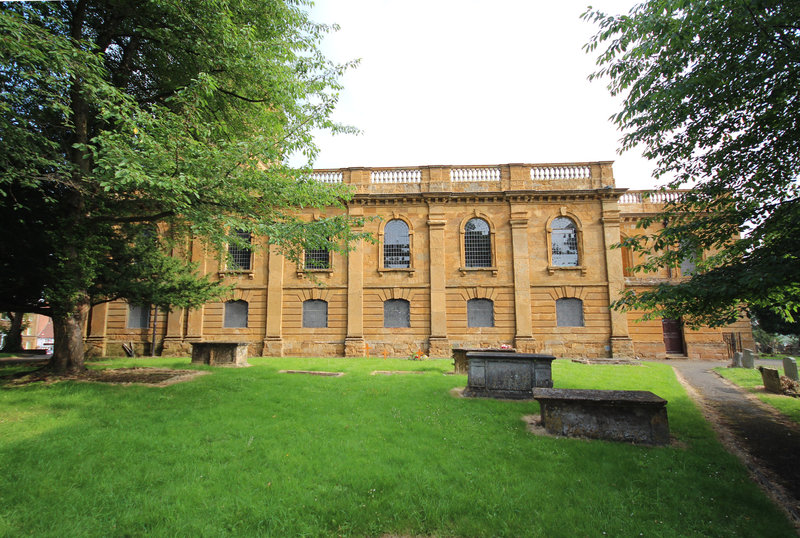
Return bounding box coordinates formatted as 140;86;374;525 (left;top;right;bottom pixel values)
463;351;555;399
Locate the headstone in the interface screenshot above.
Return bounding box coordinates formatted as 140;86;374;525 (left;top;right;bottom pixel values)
731;351;743;368
742;349;755;369
783;357;799;382
759;366;782;394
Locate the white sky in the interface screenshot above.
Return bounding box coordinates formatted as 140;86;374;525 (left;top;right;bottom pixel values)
305;0;662;191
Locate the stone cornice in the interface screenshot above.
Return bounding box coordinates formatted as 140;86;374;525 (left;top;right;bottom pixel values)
350;189;631;206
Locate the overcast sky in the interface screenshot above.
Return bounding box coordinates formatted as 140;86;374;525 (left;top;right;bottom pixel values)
304;0;662;191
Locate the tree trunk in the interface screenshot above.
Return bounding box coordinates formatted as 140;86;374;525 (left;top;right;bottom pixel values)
1;312;25;352
48;301;88;374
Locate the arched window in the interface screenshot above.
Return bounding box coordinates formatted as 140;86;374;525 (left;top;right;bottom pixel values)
302;299;328;328
127;304;151;329
464;218;492;268
383;220;410;268
551;217;579;267
228;230;252;270
224;300;248;328
556;298;584;327
384;299;410;328
467;298;494;327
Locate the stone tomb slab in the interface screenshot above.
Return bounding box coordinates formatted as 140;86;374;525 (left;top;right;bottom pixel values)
463;352;555;399
532;388;669;445
452;347;515;375
190;342;249;367
279;370;344;377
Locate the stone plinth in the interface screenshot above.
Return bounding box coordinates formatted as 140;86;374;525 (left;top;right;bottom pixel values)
190;342;249;366
452;347;515;375
533;388;669;445
463;352;555;399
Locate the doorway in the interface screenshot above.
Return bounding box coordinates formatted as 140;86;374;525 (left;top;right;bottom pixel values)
662;318;684;354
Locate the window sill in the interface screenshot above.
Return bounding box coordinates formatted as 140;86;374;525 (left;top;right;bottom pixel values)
218;270;255;279
297;268;333;278
547;265;587;276
459;266;498;277
378;267;415;276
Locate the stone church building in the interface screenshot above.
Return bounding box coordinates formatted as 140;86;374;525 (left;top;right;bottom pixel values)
84;161;753;360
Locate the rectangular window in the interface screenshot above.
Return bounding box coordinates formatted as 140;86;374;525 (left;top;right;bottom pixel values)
305;249;330;270
127;304;151;329
228;230;252;270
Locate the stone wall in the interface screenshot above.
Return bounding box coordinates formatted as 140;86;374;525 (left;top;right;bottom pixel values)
86;161;750;360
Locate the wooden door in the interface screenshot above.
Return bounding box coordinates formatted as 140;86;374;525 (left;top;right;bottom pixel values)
662;318;684;354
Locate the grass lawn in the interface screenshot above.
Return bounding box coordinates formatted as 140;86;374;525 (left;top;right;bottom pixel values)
715;367;800;425
1;357;794;537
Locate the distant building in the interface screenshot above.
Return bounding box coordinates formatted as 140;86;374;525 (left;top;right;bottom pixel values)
84;162;752;360
1;313;53;352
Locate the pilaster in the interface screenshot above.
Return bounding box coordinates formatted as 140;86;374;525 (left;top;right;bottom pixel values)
85;302;108;358
427;207;449;354
263;245;285;356
162;308;190;357
509;208;534;343
345;205;365;355
601;195;634;358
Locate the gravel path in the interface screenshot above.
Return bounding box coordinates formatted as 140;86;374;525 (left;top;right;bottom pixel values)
665;359;800;527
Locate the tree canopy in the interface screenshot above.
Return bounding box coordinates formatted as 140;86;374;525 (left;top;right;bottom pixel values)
584;0;800;327
0;0;366;371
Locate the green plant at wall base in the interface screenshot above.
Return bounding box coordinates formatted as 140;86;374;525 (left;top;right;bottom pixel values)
0;358;795;536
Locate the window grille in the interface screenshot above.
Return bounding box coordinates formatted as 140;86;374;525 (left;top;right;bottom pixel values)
467;298;494;327
305;249;330;270
384;220;410;268
464;218;491;268
551;217;578;266
556;298;584;327
224;300;248;328
127;304;151;329
384;299;410;328
303;300;328;328
228;230;252;270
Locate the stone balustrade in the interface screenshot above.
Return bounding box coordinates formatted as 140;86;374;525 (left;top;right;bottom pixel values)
530;165;591;181
371;169;422;183
309;162;616;193
619;190;687;205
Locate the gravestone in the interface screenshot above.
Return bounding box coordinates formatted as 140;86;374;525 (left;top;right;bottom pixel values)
783;357;799;382
731;351;743;368
742;349;755;369
759;366;782;394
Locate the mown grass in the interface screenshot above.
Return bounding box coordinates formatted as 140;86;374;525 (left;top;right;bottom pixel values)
715;366;800;425
0;357;794;537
